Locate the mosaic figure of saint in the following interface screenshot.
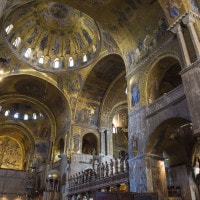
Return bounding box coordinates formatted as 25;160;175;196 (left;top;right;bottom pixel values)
166;0;182;18
131;85;140;106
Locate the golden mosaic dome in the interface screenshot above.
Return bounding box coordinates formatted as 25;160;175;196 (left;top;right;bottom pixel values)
2;1;101;73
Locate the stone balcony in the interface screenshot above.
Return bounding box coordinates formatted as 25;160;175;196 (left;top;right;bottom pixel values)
146;85;185;117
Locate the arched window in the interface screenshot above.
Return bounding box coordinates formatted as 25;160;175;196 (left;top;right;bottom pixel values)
24;48;32;58
92;45;96;52
24;114;29;120
39;113;43;118
13;37;21;47
5;110;10;117
14;112;20;119
5;24;13;34
69;57;74;67
39;56;44;64
83;54;87;63
54;58;60;69
33;113;37;120
82;133;98;155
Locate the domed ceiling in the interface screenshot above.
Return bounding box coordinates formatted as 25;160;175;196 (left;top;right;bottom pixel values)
2;1;101;73
0;75;71;137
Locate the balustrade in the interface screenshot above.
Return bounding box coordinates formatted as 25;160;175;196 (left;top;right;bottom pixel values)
68;156;129;195
146;85;185;117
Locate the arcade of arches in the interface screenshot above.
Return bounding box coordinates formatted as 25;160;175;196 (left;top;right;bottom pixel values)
0;0;200;200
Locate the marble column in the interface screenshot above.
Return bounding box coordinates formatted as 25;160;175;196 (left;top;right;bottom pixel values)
129;154;168;200
170;19;200;136
99;128;113;156
170;23;191;67
106;129;113;157
0;0;7;19
182;13;200;60
99;128;106;156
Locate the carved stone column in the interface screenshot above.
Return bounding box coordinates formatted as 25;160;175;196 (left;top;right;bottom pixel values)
182;13;200;60
106;129;113;157
99;128;113;156
99;128;105;156
129;154;168;200
0;0;7;19
170;23;191;67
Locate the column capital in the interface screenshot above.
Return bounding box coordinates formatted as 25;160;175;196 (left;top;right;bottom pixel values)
182;13;195;25
169;22;191;66
98;127;107;133
170;23;182;34
106;129;112;134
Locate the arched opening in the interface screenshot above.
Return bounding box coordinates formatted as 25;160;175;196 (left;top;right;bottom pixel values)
159;63;182;97
112;108;128;158
82;133;98;155
54;138;65;162
0;136;24;170
59;138;64;155
147;57;182;103
146;118;197;199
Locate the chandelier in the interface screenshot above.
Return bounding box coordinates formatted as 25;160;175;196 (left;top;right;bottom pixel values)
2;1;101;73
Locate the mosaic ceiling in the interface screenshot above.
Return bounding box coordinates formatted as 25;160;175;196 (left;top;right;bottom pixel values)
2;0;101;73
